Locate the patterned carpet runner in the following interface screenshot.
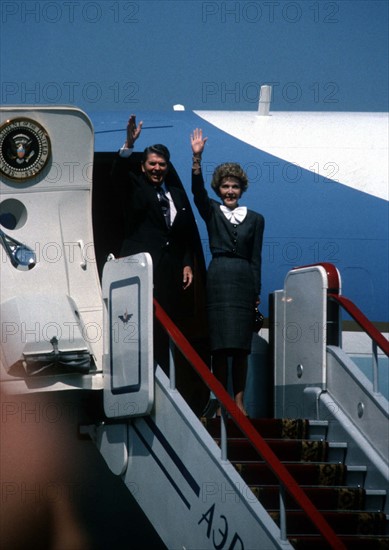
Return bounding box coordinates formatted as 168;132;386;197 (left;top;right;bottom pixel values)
202;417;389;549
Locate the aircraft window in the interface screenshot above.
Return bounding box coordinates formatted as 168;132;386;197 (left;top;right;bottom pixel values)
0;198;27;230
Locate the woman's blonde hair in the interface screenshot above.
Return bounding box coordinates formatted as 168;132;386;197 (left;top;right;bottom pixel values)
211;163;249;195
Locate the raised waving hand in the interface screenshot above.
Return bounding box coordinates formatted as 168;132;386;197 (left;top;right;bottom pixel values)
190;128;208;156
125;114;143;148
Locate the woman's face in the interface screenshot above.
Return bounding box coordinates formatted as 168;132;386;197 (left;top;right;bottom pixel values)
219;176;242;209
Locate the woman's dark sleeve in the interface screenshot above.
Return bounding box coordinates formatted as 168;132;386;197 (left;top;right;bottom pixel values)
251;214;265;297
191;169;212;222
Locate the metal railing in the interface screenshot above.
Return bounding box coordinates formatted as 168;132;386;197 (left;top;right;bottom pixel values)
154;298;347;550
328;293;389;394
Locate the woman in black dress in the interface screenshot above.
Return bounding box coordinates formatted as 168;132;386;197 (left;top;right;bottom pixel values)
190;129;265;416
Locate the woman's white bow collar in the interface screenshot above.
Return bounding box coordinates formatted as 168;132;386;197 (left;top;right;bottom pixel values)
220;205;247;224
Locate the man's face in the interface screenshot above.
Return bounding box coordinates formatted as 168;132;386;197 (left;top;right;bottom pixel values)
141;153;168;186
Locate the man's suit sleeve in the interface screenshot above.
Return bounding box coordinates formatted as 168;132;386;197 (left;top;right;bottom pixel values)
182;243;194;270
251;213;265;297
178;190;195;270
111;154;135;203
110;154;145;247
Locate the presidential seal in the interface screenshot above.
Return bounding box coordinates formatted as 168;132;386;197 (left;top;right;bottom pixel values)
0;118;51;181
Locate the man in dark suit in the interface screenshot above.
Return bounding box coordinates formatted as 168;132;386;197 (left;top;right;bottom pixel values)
111;115;209;415
112;114;194;320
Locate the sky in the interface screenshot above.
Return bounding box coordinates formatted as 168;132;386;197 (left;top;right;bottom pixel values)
1;0;388;114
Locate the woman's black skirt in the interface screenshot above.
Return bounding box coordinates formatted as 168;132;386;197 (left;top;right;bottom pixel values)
206;256;256;352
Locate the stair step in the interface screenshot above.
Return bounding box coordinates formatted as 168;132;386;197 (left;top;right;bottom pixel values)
202;417;310;439
215;438;330;462
289;534;389;549
233;461;347;486
203;417;331;441
365;490;388;512
345;465;367;487
307;420;329;441
216;438;348;463
235;461;368;488
328;441;348;463
270;510;388;536
249;485;368;511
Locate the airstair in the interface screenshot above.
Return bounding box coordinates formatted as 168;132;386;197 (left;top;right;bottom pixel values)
88;260;389;550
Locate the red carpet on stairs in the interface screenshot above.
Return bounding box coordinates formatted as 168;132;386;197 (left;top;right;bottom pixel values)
202;417;389;549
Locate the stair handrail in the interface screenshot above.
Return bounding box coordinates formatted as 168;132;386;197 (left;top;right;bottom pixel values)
154;299;347;550
328;293;388;395
328;293;389;357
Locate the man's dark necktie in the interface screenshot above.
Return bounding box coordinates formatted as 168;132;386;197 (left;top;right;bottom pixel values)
157;187;171;227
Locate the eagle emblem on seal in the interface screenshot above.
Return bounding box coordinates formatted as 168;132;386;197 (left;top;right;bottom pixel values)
0;118;51;181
